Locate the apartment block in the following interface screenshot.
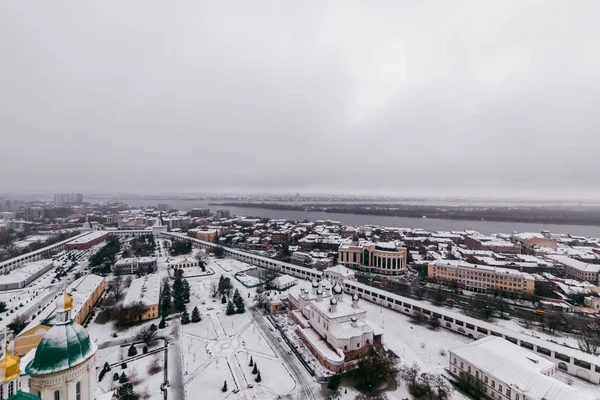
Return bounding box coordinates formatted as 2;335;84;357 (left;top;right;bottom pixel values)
428;260;535;296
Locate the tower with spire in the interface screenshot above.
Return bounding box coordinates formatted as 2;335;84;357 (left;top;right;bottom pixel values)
0;327;39;400
25;291;97;400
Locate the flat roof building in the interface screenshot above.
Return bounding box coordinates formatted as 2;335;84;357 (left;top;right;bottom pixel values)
449;336;591;400
0;260;55;291
122;274;161;322
428;260;535;296
65;231;109;251
14;274;104;355
114;257;157;275
546;255;600;284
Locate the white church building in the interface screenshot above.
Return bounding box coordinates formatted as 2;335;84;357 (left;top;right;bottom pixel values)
288;266;381;371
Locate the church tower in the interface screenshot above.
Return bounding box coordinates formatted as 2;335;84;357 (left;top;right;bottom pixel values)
25;292;97;400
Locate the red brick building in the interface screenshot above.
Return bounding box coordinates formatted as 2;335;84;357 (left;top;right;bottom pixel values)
65;231;109;251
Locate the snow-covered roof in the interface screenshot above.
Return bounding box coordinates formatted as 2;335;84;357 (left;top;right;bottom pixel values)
450;336;591;400
547;255;600;273
330;320;374;340
115;257;157;265
67;231;107;245
123;274;161;307
325;264;355;278
0;260;54;285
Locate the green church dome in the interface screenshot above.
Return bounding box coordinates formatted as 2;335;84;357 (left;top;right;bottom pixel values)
25;321;96;375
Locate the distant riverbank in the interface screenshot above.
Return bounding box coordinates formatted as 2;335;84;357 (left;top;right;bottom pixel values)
211;202;600;227
86;197;600;236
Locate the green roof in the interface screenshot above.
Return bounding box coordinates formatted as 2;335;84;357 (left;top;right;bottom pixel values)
8;391;41;400
25;321;96;375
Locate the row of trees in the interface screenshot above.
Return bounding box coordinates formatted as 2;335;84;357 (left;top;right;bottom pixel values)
170;240;192;256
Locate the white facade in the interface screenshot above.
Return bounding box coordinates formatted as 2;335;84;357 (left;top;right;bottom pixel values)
449;336;590;400
272;275;298;290
547;255;600;284
29;354;96;400
338;241;406;275
288;280;378;371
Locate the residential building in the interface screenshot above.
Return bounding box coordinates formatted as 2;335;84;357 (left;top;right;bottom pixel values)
547;255;600;284
465;234;521;254
25;207;44;221
195;230;217;242
215;209;231;219
428;260;535;296
288;280;381;371
53;192;83;205
291;251;312;265
338;241;407;275
271;231;290;245
113;257;157;275
122;274;161;321
513;232;557;250
15;274;104;356
449;336;591;400
584;296;600;312
64;231;109;251
190;208;210;217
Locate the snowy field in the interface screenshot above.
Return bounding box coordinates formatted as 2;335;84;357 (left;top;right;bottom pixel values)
96;344;165;400
179;257;299;400
234;272;262;287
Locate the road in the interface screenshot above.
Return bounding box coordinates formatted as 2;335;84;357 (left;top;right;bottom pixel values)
250;307;319;400
168;319;184;400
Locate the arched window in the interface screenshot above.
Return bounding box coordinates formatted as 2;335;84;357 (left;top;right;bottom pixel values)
76;381;81;400
54;390;60;400
8;381;14;397
1;384;4;399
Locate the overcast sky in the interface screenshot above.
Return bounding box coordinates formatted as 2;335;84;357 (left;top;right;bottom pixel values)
1;1;599;199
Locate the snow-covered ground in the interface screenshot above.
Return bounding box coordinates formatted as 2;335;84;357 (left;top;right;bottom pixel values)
234;272;262;287
96;344;165;400
177;257;300;399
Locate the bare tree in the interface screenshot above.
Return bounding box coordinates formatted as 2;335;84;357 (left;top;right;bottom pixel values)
263;268;278;289
135;325;158;347
116;301;146;326
399;362;421;387
124;275;134;288
255;291;268;308
108;275;125;302
8;314;28;335
97;296;117;321
578;324;600;355
428;315;441;330
410;310;425;325
432;374;453;400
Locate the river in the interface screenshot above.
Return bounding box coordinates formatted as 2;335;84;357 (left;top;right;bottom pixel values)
89;198;600;237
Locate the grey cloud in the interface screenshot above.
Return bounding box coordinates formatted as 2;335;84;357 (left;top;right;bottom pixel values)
1;1;599;199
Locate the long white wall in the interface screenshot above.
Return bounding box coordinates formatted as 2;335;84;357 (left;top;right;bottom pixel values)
0;232;89;273
160;231;600;385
